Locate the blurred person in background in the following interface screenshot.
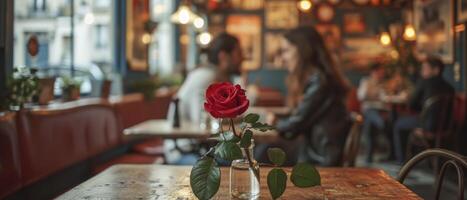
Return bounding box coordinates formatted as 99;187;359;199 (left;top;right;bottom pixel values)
166;33;243;164
392;55;454;163
268;26;351;166
357;63;388;163
177;33;243;124
384;69;413;102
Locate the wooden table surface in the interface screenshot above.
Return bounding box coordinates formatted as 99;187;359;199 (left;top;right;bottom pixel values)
123;119;215;139
123;119;279;142
57;164;421;200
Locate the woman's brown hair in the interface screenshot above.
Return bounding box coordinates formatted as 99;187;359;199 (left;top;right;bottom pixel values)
283;26;350;107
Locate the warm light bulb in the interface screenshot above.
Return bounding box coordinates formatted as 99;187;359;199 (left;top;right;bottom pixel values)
298;0;312;12
390;50;399;59
193;17;205;29
142;33;152;44
178;7;191;24
380;32;391;46
180;34;190;45
403;25;416;41
84;13;95;25
197;32;212;46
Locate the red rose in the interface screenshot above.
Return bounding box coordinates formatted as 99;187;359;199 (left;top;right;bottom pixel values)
204;82;249;118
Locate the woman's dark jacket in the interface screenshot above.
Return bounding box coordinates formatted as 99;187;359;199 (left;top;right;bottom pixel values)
276;72;350;166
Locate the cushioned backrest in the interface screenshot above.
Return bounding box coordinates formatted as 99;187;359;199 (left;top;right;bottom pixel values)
0;112;22;198
113;94;172;129
16;103;120;185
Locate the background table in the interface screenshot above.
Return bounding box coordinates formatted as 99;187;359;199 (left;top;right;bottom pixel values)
57;164;421;200
123;119;279;142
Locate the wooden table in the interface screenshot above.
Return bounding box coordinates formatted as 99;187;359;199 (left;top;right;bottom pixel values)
57;164;421;200
124;119;214;139
123;119;279;142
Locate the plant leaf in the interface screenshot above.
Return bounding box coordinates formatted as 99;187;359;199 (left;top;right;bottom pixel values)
251;122;274;132
190;157;221;200
214;142;243;161
243;113;260;124
240;130;253;148
290;163;321;188
267;148;286;166
222;131;240;142
267;168;287;199
208;133;221;141
208;131;239;142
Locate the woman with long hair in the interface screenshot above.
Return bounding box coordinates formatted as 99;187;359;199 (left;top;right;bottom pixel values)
273;26;351;166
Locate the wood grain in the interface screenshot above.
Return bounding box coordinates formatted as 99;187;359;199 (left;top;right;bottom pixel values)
57;165;421;200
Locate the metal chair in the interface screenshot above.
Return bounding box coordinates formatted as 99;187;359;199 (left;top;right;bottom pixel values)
342;112;364;167
397;148;467;200
406;95;455;171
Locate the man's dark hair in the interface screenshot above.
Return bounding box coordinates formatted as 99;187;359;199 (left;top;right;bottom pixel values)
369;62;383;72
425;55;445;76
207;33;239;65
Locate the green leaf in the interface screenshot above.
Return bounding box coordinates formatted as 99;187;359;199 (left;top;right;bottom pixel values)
267;148;286;166
290;163;321;188
222;131;240;143
251;122;275;132
243;113;260;124
214;142;243;161
208;131;240;143
190;157;221;200
208;133;221;141
267;168;287;199
240;130;253;148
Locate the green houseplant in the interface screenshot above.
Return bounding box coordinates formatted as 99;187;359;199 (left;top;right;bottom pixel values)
190;82;321;200
5;67;39;110
60;76;82;101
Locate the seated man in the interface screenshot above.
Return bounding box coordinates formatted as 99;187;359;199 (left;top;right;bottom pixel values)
393;55;454;163
165;33;244;164
357;63;387;163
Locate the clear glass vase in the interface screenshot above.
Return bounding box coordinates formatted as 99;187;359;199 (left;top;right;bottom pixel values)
230;142;260;199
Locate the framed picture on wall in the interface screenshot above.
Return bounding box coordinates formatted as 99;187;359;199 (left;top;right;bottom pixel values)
126;0;150;71
341;37;392;71
414;0;454;63
343;13;366;33
265;1;299;29
231;0;264;10
226;15;262;70
458;0;467;23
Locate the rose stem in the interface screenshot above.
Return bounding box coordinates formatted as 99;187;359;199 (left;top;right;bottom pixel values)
230;118;260;182
220;119;224;133
229;118;238;137
244;146;260;182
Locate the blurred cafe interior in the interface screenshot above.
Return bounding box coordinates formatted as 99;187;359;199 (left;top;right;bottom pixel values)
1;0;467;199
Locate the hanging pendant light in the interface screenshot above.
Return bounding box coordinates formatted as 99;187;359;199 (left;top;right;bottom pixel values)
171;1;200;25
403;24;417;41
380;32;391;46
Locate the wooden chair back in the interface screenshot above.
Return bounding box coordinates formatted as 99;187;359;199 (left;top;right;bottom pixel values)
342;112;363;167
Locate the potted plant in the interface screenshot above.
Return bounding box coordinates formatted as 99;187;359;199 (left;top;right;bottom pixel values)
61;76;82;101
37;76;56;105
190;82;321;200
5;67;39;110
129;77;159;100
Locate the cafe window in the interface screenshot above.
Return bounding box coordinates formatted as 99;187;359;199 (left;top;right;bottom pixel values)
14;0;115;79
32;0;47;12
13;0;116;96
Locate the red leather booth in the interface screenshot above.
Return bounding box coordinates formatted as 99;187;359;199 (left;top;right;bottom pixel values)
2;94;169;199
0;112;22;199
